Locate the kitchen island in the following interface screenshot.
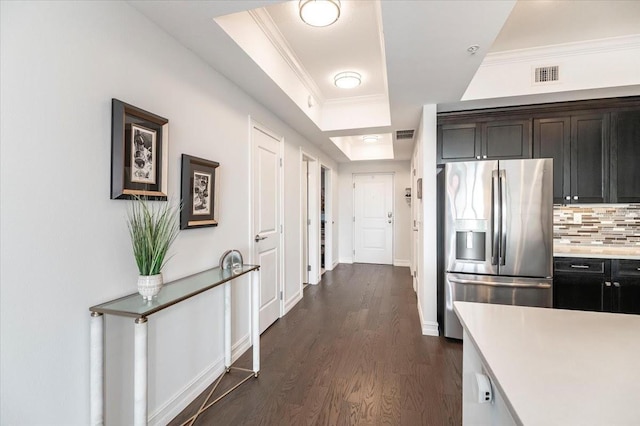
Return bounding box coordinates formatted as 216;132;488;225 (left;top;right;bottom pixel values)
454;301;640;425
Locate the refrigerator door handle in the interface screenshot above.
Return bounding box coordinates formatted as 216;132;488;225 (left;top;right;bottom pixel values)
499;169;507;266
447;276;552;289
491;170;500;265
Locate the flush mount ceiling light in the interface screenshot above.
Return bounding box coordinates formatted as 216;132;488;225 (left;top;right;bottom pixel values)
334;71;361;89
362;135;379;143
299;0;341;27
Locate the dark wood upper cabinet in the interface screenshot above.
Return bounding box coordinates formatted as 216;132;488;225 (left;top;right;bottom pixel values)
533;117;570;204
438;97;639;202
610;110;640;203
438;123;480;162
570;113;609;203
534;113;609;204
437;119;531;163
483;119;532;160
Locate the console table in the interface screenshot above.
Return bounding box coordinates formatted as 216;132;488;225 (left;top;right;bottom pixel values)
89;265;260;426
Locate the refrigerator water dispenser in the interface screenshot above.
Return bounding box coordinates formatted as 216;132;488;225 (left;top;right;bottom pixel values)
456;231;486;261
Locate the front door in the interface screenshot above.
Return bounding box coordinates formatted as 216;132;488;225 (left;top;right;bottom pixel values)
353;173;393;264
252;122;281;334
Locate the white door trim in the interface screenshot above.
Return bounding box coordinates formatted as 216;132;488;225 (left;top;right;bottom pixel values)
300;148;320;285
352;172;395;265
249;118;284;323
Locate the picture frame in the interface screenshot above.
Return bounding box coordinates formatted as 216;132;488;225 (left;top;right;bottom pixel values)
180;154;220;229
111;99;168;200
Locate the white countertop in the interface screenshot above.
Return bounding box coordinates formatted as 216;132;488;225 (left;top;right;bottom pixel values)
554;243;640;260
454;302;640;426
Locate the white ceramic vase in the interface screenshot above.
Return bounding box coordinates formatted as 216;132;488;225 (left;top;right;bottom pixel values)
137;273;163;300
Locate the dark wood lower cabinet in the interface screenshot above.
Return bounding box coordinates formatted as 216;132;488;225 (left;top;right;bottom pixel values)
613;260;640;314
553;275;607;311
553;258;640;314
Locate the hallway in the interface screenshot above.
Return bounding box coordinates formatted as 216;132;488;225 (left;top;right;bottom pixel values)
170;264;463;425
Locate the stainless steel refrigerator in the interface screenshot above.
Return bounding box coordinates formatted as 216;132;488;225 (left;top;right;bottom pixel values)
444;159;554;339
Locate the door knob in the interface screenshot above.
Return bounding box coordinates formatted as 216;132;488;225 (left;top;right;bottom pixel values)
255;234;267;242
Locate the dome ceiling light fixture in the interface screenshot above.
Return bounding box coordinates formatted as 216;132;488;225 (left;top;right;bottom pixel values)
299;0;341;27
334;71;361;89
362;135;379;143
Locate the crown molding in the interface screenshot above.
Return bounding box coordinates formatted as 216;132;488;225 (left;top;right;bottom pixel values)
249;8;325;104
323;93;388;106
484;34;640;66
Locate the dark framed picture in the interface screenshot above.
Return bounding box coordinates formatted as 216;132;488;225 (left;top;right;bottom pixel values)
180;154;220;229
111;99;168;200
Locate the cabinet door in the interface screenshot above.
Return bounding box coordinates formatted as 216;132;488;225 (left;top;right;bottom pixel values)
553;275;605;311
534;117;570;204
615;280;640;314
613;260;640;314
437;123;481;163
482;119;532;160
610;110;640;203
570;114;610;203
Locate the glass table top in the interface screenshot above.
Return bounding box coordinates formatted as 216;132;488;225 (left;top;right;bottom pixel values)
90;265;259;318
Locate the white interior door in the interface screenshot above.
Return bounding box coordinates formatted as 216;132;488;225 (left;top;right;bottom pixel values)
354;174;393;264
252;123;281;334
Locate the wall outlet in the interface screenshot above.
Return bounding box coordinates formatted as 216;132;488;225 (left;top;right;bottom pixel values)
573;213;582;224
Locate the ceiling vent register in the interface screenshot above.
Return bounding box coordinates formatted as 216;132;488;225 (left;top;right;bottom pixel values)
534;65;559;83
396;129;415;140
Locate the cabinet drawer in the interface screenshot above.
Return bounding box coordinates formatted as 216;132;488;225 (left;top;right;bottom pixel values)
613;260;640;278
554;258;609;274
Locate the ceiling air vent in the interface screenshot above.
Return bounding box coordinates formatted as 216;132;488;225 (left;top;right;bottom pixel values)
534;65;559;83
396;129;415;140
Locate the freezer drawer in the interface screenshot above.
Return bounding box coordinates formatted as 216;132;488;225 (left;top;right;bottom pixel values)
444;273;552;339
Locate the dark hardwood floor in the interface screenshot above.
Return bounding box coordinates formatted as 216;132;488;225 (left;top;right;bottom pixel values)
169;264;463;426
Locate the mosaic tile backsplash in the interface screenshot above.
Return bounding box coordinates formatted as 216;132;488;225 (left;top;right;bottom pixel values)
554;204;640;247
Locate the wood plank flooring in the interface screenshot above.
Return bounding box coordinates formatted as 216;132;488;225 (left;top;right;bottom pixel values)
169;264;463;426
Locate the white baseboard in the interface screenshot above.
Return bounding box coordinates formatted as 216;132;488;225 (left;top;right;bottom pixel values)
149;357;225;426
332;260;339;269
339;257;353;264
149;334;251;426
284;291;303;314
393;259;410;267
417;298;440;337
232;333;251;361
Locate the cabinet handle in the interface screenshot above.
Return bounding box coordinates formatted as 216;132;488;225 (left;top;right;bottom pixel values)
483;155;487;159
605;281;612;287
613;282;620;288
573;196;578;200
565;196;571;201
570;265;589;269
476;156;481;159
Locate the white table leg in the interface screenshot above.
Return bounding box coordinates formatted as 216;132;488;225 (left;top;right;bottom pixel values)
252;271;260;375
90;312;104;426
134;317;148;426
224;281;231;369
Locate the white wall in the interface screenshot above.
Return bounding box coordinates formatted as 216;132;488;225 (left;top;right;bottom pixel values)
463;35;640;101
0;2;336;424
414;105;439;336
337;160;411;266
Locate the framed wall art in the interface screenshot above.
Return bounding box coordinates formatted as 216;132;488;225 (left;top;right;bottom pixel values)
180;154;220;229
111;99;168;200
